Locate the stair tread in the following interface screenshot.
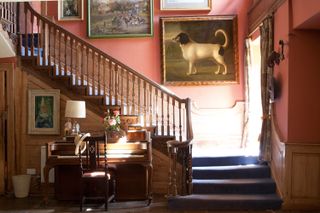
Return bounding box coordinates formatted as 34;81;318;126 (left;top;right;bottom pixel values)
192;156;259;166
168;193;283;211
193;178;275;184
169;193;281;200
193;164;268;170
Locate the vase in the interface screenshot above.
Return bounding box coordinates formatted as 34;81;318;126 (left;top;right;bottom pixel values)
106;129;126;143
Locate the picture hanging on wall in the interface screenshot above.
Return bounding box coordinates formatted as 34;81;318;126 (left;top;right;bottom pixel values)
88;0;153;38
58;0;84;21
160;0;211;11
28;89;60;135
160;15;239;86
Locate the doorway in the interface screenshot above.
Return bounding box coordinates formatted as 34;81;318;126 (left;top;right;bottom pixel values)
192;36;262;157
244;36;262;156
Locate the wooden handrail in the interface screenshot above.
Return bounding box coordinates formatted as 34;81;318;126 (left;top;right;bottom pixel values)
24;3;184;102
19;2;193;143
18;2;195;198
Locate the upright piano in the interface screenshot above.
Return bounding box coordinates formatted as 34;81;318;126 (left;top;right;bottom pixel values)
43;130;152;203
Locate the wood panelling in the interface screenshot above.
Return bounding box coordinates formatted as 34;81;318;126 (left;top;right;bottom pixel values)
0;70;5;194
271;117;320;210
191;102;244;152
152;149;169;194
7;63;172;196
0;63;16;194
270;119;285;197
291;153;320;199
0;63;105;193
277;143;320;209
152;149;182;195
284;144;320;209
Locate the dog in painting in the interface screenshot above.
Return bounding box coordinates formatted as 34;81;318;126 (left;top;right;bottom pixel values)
173;29;228;75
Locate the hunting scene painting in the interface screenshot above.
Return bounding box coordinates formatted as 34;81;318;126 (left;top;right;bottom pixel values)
88;0;153;38
161;16;239;85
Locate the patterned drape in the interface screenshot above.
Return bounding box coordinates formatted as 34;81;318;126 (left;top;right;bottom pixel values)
259;16;274;162
241;38;252;148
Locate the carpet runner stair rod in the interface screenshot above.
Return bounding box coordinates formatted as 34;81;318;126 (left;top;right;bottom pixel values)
168;155;283;211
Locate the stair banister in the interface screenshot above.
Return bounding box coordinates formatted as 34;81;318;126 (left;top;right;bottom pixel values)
0;2;18;44
20;2;194;196
19;2;193;142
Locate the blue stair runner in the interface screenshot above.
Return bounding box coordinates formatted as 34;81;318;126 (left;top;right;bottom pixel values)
168;156;282;211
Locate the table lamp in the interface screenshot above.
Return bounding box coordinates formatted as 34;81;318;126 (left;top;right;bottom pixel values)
65;100;86;135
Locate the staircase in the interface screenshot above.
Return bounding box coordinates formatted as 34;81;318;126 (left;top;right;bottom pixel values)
168;156;283;211
17;2;193;143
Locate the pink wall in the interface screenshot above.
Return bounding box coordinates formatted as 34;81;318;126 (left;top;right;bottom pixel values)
273;1;289;142
47;0;250;108
273;0;320;143
292;0;320;29
288;30;320;143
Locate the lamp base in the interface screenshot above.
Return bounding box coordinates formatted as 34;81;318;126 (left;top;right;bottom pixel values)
71;120;80;135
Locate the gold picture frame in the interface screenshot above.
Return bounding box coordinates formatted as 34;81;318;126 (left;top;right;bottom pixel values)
28;89;60;135
58;0;83;21
161;15;239;86
160;0;211;11
88;0;153;38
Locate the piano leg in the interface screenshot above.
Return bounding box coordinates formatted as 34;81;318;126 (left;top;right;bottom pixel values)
147;164;153;206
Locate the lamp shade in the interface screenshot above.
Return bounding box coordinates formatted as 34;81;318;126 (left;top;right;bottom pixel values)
65;100;86;118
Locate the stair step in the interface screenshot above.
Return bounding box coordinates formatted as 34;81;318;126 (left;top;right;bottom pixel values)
193;156;259;167
83;95;104;105
193;164;270;179
101;105;121;112
168;194;282;211
71;85;88;96
192;178;276;194
52;75;72;87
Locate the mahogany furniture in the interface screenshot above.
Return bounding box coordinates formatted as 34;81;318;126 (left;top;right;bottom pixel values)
43;131;152;204
78;135;115;211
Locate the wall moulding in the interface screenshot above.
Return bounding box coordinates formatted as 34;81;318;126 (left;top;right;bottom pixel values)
248;0;286;34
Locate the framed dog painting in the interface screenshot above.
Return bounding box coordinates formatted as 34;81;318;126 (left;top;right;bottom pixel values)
88;0;153;38
160;16;239;85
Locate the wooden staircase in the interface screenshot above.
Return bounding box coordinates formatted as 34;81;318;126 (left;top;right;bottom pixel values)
18;3;193;143
12;2;194;200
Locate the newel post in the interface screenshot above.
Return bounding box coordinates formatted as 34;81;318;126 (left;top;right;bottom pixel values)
167;140;178;196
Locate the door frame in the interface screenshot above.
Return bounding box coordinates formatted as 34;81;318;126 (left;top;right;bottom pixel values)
0;61;16;194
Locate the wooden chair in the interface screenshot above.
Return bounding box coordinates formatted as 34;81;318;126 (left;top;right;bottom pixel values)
78;135;115;212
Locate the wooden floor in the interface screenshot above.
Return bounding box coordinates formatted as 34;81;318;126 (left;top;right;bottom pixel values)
0;194;318;213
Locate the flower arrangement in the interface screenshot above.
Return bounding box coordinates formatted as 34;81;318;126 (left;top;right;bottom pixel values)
103;109;121;131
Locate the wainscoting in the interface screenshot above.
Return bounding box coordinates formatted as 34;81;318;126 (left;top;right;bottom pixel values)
271;122;320;210
191;102;251;156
